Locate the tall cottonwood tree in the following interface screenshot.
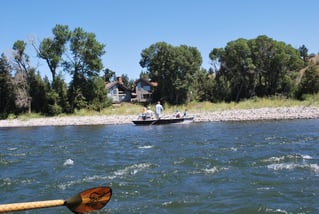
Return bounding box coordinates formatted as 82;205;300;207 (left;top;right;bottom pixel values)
11;40;32;113
64;27;106;111
34;24;70;83
211;39;256;101
32;24;71;114
210;35;304;101
140;42;202;104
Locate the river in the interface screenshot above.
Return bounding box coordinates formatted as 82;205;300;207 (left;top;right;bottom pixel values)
0;119;318;213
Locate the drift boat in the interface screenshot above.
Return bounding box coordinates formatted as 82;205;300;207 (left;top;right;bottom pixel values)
132;116;194;125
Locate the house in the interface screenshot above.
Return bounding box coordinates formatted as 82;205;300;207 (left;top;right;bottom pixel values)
131;78;158;103
106;77;131;103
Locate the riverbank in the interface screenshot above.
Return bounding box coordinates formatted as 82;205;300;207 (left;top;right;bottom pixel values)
0;106;318;128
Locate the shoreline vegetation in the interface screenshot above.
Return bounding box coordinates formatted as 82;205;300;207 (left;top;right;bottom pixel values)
1;99;319;128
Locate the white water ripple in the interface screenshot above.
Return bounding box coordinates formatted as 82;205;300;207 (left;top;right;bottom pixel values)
262;154;313;163
267;163;319;174
114;163;153;176
63;159;74;166
138;145;153;149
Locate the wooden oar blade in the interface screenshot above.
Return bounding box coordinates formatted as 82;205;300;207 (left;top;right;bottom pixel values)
66;186;112;213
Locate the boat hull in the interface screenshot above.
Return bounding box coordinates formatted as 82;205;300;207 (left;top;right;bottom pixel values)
132;117;194;125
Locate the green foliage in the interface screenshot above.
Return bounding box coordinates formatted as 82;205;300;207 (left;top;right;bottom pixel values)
103;68;116;82
0;54;15;118
210;35;304;102
67;27;105;77
299;44;308;62
52;75;71;113
140;42;202;104
120;73;134;89
13;40;30;69
37;24;70;82
11;40;34;114
48;103;62;115
29;68;48;113
194;69;216;102
299;93;319;105
68;86;87;111
298;64;319;96
65;27;106;112
87;77;112;111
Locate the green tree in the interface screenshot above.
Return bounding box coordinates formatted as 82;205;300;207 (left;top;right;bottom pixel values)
140;42;202;104
298;64;319;96
64;27;106;111
103;68;116;82
210;35;304;101
52;74;70;114
265;41;303;96
28;68;48;113
34;24;70;83
12;40;30;73
210;38;256;101
209;48;232;101
248;35;274;96
0;54;15;118
139;71;150;79
194;68;216;102
11;40;32;113
88;76;112;111
298;44;308;63
121;73;134;90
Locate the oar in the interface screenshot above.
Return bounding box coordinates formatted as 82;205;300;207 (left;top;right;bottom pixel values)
150;118;159;125
0;186;112;213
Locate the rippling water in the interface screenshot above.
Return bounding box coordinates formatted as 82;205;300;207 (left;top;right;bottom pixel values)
0;119;318;213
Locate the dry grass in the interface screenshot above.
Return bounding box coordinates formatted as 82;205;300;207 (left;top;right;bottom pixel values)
164;94;319;113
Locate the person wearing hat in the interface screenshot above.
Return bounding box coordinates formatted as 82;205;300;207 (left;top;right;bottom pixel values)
146;106;153;119
141;107;147;120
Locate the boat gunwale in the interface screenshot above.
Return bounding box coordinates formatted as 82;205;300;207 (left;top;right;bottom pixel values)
132;117;194;125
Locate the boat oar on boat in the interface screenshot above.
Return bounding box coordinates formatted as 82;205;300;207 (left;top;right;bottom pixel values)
0;186;112;213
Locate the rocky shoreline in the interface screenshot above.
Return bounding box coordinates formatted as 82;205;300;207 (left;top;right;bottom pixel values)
0;106;318;128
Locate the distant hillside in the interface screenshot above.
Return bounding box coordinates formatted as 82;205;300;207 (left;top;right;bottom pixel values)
309;54;319;64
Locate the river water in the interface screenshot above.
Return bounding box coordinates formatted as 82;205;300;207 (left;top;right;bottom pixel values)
0;119;318;213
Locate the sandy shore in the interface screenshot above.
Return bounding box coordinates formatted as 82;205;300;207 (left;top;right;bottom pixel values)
0;106;318;128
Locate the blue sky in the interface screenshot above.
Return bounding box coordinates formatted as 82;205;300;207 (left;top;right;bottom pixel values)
1;0;319;82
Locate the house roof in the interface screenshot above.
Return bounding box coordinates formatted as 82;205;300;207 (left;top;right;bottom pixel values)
105;81;117;89
106;81;131;91
135;78;158;87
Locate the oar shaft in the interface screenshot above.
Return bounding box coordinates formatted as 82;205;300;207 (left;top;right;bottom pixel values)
0;200;65;213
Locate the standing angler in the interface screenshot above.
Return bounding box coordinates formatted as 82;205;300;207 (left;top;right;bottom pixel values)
155;101;164;119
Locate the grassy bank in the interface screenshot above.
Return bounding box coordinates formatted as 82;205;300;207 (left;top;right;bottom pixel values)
72;93;319;116
10;93;319;120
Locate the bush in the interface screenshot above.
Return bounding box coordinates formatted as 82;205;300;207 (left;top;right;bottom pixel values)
48;104;62;116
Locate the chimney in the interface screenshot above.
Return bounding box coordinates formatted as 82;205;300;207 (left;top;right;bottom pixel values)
117;76;123;84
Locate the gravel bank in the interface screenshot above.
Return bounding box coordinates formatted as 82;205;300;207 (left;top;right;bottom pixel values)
0;106;318;128
194;106;319;122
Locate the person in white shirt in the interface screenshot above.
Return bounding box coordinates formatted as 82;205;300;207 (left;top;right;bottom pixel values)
155;101;164;119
